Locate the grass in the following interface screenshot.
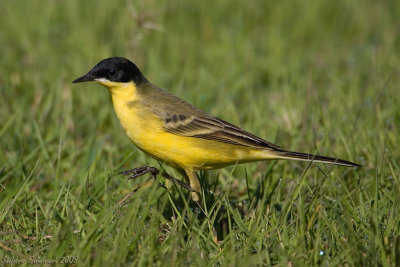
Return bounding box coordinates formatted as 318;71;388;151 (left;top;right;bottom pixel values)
1;0;399;265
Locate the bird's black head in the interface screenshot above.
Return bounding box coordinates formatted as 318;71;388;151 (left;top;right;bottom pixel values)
73;57;147;85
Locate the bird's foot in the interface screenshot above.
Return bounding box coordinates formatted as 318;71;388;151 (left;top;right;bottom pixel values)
119;166;160;180
118;166;194;206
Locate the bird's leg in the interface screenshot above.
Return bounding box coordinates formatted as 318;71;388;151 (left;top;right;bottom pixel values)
161;172;194;192
119;165;194;193
118;166;163;206
184;169;201;202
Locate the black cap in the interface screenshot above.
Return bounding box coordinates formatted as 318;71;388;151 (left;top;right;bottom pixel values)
73;57;147;84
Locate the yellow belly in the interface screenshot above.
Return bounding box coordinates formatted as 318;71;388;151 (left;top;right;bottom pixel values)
110;91;267;170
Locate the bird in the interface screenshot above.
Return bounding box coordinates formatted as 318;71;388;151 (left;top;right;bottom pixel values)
73;57;360;201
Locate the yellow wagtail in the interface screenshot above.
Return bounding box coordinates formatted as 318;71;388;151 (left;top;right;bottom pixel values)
73;57;360;201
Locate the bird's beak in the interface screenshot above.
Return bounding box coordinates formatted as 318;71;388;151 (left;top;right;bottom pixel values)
72;73;94;83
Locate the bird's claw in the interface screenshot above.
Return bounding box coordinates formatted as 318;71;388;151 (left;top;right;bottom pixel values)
119;166;160;180
119;165;193;191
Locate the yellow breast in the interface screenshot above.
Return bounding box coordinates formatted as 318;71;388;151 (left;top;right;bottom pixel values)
109;82;154;151
108;82;265;170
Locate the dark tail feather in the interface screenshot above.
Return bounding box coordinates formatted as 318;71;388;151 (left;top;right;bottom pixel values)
276;150;361;167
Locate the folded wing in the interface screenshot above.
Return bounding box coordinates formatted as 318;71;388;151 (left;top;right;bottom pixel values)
163;113;281;150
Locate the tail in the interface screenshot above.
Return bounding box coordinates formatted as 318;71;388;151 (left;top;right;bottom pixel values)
275;150;361;167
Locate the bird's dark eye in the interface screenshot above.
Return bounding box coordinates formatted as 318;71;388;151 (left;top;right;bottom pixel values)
109;69;117;78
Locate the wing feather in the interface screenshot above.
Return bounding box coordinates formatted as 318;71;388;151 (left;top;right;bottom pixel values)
163;113;281;150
